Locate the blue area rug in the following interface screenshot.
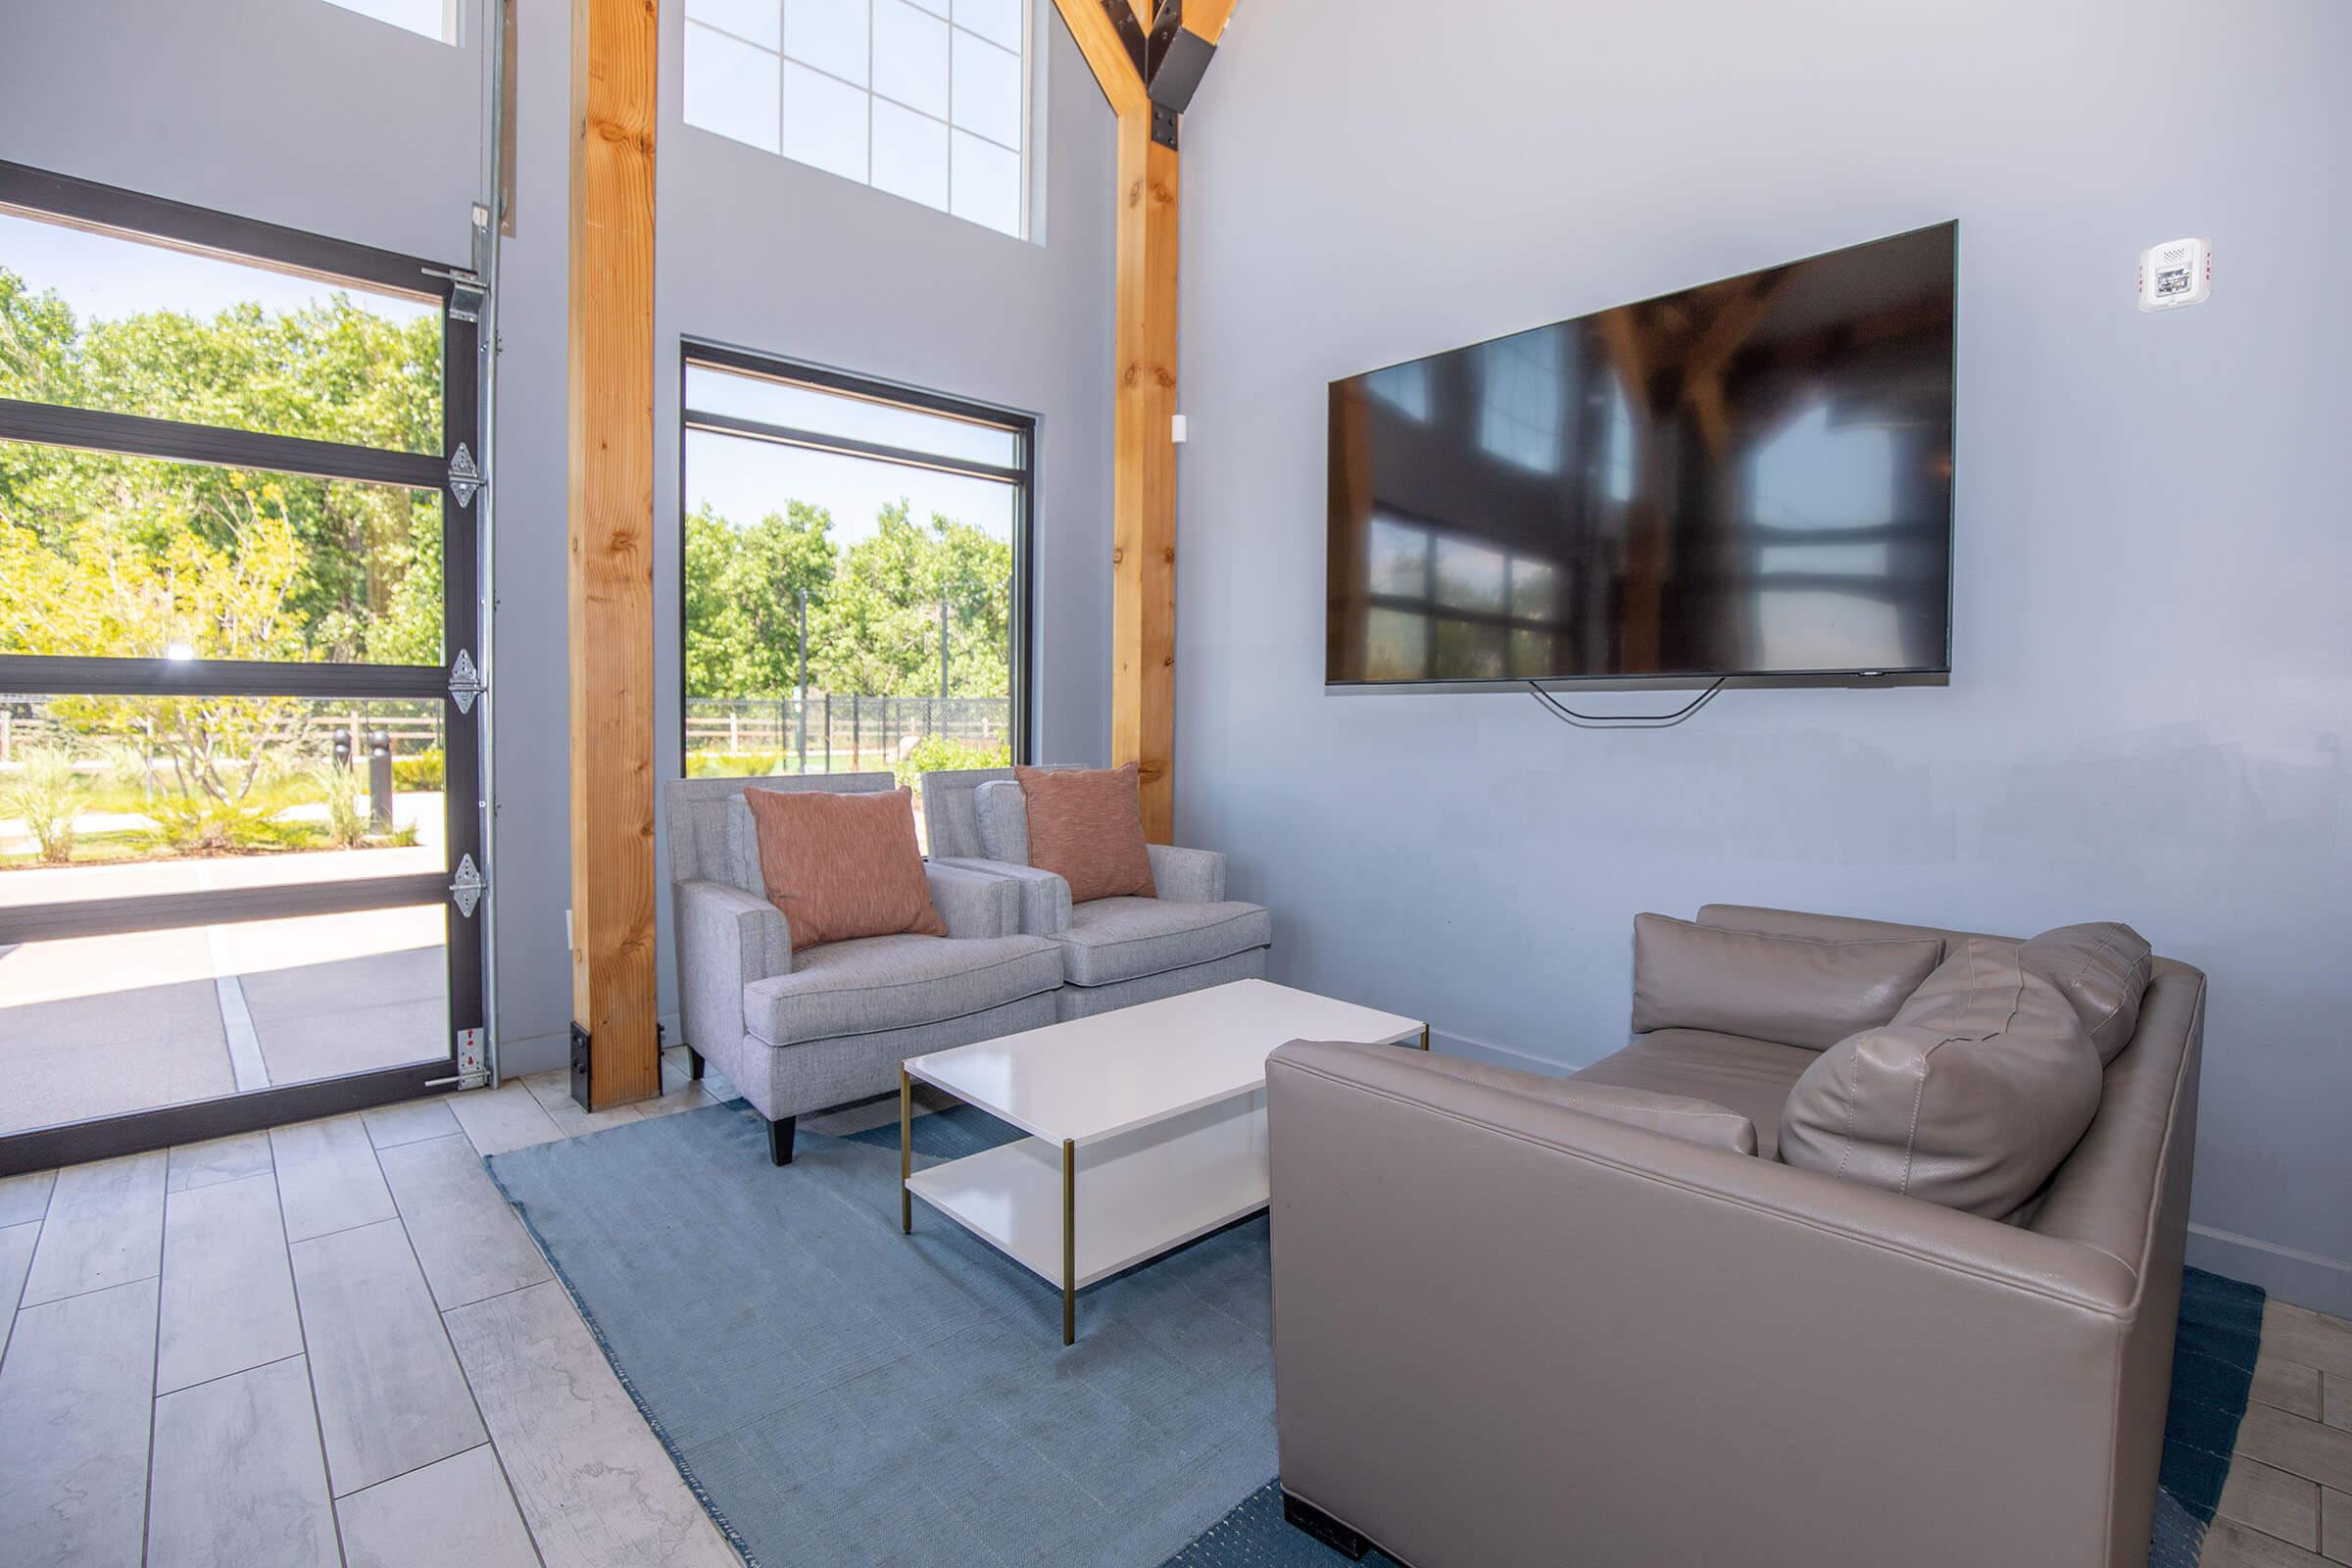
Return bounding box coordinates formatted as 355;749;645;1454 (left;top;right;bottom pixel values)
486;1098;1279;1568
488;1098;2264;1568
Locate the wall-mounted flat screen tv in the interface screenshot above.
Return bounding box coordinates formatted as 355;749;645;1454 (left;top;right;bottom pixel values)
1327;221;1955;687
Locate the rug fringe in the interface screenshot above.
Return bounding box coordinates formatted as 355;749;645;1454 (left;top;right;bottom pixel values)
482;1150;767;1568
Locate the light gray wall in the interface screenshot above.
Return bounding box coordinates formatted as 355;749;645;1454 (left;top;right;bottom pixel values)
491;0;1115;1070
1;0;1115;1081
0;0;481;263
1175;0;2352;1311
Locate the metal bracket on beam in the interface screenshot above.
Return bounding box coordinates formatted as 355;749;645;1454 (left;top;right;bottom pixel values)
1148;27;1216;116
1100;0;1149;81
569;1020;594;1109
1145;0;1183;80
1151;101;1180;149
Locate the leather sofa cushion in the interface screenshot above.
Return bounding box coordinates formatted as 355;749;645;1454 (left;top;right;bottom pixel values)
744;785;946;952
1573;1028;1817;1160
1054;896;1271;987
1780;939;2103;1218
1016;762;1157;903
1632;912;1944;1051
1391;1048;1757;1153
742;932;1061;1045
2022;922;2153;1065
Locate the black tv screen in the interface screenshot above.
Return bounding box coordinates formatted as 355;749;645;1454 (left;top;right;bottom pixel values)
1327;221;1955;686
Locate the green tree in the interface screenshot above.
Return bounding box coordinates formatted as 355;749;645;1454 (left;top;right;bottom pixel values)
682;500;838;698
804;500;1013;700
0;263;442;838
0;269;444;665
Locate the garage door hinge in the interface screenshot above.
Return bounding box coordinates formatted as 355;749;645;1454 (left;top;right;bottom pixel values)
450;853;485;919
449;649;485;713
447;442;484;508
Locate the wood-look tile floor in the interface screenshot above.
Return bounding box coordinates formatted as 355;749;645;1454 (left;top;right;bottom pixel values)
1;1044;2346;1567
0;1048;745;1568
2211;1298;2352;1567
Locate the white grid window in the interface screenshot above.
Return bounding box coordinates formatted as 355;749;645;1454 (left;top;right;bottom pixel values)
685;0;1030;238
318;0;457;43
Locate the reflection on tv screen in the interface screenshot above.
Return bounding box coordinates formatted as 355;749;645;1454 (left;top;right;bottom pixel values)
1327;222;1956;684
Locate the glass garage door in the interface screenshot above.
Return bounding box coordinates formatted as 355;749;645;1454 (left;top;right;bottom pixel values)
0;161;488;1173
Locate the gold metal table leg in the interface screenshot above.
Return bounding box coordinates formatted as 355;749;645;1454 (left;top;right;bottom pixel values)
900;1066;912;1235
1420;1023;1431;1051
1061;1137;1077;1347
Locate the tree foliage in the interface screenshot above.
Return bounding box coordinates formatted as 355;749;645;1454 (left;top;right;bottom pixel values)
0;257;1014;816
683;495;1014;702
0;264;444;818
0;266;444;670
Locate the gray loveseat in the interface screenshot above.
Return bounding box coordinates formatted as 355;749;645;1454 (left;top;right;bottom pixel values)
665;773;1062;1165
921;766;1273;1019
1265;903;2203;1568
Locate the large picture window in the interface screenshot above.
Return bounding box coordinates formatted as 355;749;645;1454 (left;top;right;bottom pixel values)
679;345;1031;826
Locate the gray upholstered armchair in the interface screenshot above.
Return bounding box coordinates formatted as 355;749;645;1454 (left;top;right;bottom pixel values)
920;767;1272;1020
664;773;1063;1165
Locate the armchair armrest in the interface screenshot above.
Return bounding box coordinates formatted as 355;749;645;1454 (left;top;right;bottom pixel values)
1146;843;1227;904
674;878;790;1066
930;857;1071;936
923;860;1019;940
1265;1040;2142;1568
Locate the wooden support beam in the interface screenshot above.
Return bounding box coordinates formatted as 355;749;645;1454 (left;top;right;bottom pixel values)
1180;0;1241;46
1059;2;1150;116
564;0;662;1109
1111;112;1180;841
1052;0;1215;843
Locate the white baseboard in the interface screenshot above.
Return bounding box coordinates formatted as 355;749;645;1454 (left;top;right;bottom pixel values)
2187;1224;2352;1318
494;1028;567;1079
1427;1028;1583;1078
493;1013;685;1082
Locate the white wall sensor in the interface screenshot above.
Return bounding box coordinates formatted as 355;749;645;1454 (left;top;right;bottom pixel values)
1170;413;1189;444
2138;237;2211;312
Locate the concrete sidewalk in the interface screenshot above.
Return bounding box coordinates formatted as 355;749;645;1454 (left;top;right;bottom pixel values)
0;799;454;1136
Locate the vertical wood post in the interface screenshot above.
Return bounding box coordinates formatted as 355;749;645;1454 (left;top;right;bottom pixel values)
1050;0;1241;846
565;0;662;1110
1110;111;1180;844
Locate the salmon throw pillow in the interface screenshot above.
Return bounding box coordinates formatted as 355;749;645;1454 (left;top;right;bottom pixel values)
1015;763;1157;904
743;786;947;952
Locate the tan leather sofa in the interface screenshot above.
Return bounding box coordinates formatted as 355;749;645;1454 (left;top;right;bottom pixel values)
1266;904;2205;1568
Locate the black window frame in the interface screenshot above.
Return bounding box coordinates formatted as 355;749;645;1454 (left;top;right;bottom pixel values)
675;338;1037;781
0;160;487;1173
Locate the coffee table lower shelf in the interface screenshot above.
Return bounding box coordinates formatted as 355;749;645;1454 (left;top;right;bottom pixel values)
902;1097;1269;1344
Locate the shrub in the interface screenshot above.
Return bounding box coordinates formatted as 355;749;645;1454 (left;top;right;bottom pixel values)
306;763;368;849
2;749;85;863
687;751;785;779
893;734;1011;790
392;749;445;791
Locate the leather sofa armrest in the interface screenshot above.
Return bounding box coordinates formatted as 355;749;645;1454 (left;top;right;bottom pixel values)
1146;843;1228;904
923;860;1019;940
929;857;1071;936
1265;1037;2144;1568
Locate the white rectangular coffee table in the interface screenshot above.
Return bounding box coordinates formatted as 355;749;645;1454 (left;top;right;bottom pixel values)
899;978;1424;1344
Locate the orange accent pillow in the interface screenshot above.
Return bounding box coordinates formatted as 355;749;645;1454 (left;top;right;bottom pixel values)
743;786;947;952
1015;763;1157;905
